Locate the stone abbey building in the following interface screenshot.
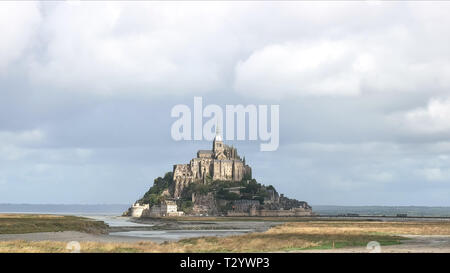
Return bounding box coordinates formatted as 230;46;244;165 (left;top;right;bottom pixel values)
126;128;313;217
173;130;252;198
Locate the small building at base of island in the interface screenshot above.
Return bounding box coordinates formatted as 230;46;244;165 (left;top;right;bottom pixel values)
128;200;184;217
128;203;150;217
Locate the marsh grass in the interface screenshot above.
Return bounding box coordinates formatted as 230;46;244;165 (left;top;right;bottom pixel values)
0;214;108;234
269;221;450;235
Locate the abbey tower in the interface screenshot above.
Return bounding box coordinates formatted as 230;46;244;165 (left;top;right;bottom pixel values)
172;129;252;198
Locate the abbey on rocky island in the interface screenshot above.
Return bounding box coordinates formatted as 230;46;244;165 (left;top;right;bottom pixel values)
126;127;313;218
172;129;252;198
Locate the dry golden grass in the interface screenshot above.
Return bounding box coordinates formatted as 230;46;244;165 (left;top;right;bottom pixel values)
269;221;450;236
0;235;318;253
0;240;182;253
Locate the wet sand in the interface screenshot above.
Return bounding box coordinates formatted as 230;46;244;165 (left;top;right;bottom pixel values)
0;216;279;244
0;231;145;243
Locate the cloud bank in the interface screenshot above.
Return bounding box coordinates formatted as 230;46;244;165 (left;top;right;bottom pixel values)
1;2;450;205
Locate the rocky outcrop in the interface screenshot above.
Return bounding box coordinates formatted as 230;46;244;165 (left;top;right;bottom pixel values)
191;192;218;216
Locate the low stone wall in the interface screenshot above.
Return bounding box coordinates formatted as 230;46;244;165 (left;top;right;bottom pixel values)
256;209;312;217
227;208;313;217
226;211;250;217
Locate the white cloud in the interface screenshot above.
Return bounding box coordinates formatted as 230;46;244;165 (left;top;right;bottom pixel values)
0;145;30;161
28;2;234;95
0;129;45;161
234;29;450;99
399;98;450;134
1;1;449;100
2;2;450;204
74;148;93;159
417;168;449;182
0;2;41;72
0;129;92;162
366;172;394;183
0;129;45;145
234;41;361;97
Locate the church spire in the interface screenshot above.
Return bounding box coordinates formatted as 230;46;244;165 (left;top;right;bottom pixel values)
215;121;222;142
213;121;224;155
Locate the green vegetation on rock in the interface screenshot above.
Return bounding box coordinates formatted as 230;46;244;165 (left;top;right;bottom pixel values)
138;172;174;206
137;171;280;213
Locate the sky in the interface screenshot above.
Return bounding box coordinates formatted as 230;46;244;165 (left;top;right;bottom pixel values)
1;1;450;206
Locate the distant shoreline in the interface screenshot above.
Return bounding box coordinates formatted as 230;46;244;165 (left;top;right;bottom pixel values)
1;204;450;218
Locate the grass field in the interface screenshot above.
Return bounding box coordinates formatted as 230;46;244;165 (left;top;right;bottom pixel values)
0;214;108;235
2;218;450;253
